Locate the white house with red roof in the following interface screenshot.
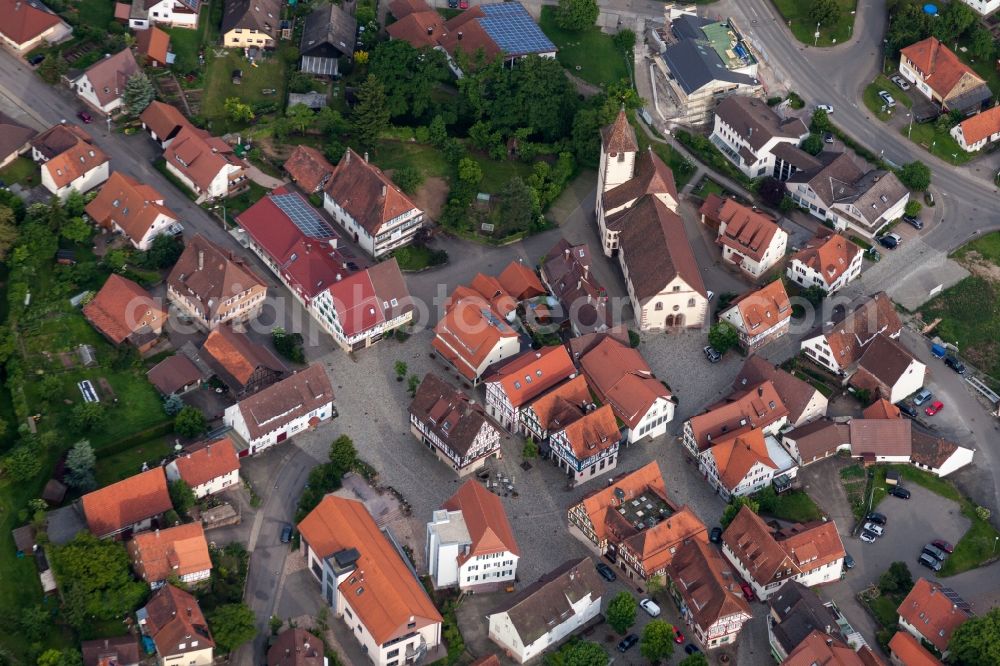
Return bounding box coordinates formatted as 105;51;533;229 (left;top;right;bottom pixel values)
0;0;72;53
426;479;520;592
482;346;577;432
165;437;240;497
951;104;1000;152
237;188;414;352
74;49;140;115
549;404;623;486
719;280;792;351
700;194;788;279
786;228;862;294
323;148;424;259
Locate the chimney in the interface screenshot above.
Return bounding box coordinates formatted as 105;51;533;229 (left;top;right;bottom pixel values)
757;386;764;397
577;279;582;290
825;625;831;634
458;31;463;40
583;265;589;280
364;151;369;162
427;26;433;35
381;184;387;198
198;250;204;271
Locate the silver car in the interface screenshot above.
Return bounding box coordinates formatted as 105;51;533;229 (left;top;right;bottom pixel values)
860;530;877;543
913;389;933;406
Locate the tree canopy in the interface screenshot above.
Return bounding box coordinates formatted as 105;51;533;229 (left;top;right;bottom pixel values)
123;72;155;116
352;74;391;150
641;619;675;663
206;603;257;653
808;0;841;26
555;0;599;31
721;496;760;528
708;322;740;355
65;440;97;492
606;591;637;634
544;638;608;666
899;161;931;191
174;406;207;438
370;41;450;121
949;607;1000;666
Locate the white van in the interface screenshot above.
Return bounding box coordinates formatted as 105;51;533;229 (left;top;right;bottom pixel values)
640;598;661;617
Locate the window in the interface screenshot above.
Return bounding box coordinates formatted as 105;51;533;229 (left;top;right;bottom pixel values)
672;285;681;292
387;649;400;658
688;298;695;307
655;302;663;311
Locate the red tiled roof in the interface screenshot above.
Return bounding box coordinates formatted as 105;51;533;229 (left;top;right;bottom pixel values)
601;109;639;154
702;196;783;263
127;522;212;583
142;585;214;656
901;37;987;100
579;337;670;429
409;373;496;457
732;356;822;426
81;49;140;108
443;479;519;560
324;148;420;236
387;0;431;19
524;374;590;432
849;419;911;458
576;461;674;542
484;346;576;408
82;467;172;537
41;133;108;190
725;279;791;336
165;126;246;193
558;404;620;460
234;364;334;442
602;148;678;215
790;228;861;288
283;145;335;193
201;324;287;388
667;539;751;633
708;430;777;491
81;635;141;666
0;110;36;161
386;10;444;47
432;293;519;381
2;0;63;48
862;398;901;420
889;631;943;666
784;630;868;666
326;258;413;338
146;354;202;394
83;274;166;345
687;381;788;452
956;105;1000;145
820;292;902;369
166;233;266;323
85;172;176;244
136;26;170;65
172;437;240;488
897;578;971;653
140;101;193;143
267;628;325;666
497;261;545;301
620;504;707;575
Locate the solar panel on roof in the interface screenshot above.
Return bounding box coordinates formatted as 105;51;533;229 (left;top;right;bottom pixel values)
270;192;336;239
479;3;556;56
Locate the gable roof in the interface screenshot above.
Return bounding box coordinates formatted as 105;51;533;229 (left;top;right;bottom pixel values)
409;373;497;457
910;430;968;472
524;373;590;433
863;398;902;420
855;334;919;387
233;364;334;441
724;280;791;335
85;171;177;244
136;25;170;64
388;0;431;19
298;496;443;645
83;274;166;345
127;522;212;583
1;0;63;47
849;418;912;458
620;504;707;574
385;8;445;48
783;418;850;462
601;109;638;154
576;461;672;543
668;539;751;632
324;148;420;236
165;126;246;193
784;630;869;666
579;337;670;429
540;240;611;334
900;37;989;103
326;258;414;339
889;631;944;666
166;233;266;322
768;580;843;654
283;144;335;193
687;380;788;452
602;148;678;213
789;151;865;207
81;635;142;666
732;356;822;426
897;578;971;653
956;104;1000;145
142;584;215;656
557;404;620;460
497;261;545;301
708;430;778;490
147;353;203;394
81;49;140;108
817;292;903;368
439;2;555;60
140;101;193;144
484;346;575;408
443;479;519;558
267;628;325;666
714;96;808;151
489;558;603;646
202;324;287;390
702;195;784;263
432;295;519;381
222;0;281;36
39;127;108;190
614;196;706;301
82;467;172;537
31;122;93;159
300;2;356;58
0;110;37;160
661;37;755;94
790;228;862;288
172;437;241;488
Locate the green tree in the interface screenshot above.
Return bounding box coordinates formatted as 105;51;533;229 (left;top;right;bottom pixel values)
555;0;598;31
18;604;51;641
801;134;824;156
721;496;760;528
934;0;976;43
145;233;184;269
428;115;448;147
38;53;69;84
899;161;931;190
64;190;86;217
392;165;423;194
207;603;257;653
522;438;539;460
808;0;840;26
123;72;155;116
802;284;827;307
458;158;483;185
679;652;709;666
369;41;450;120
352;74;391;150
708;322;740;354
969;25;995;62
606;591;637;634
164;393;185;416
52;533;147;629
3;445;42;481
36;649;82;666
407;374;421;398
904;200;922;217
641;620;675;663
271;327;305;363
71;401;107;432
756;177;787;207
498;176;540;234
810;109;833;133
612;29;636;54
544;638;607;666
174;405;207;438
61;216;92;244
394;360;408;380
329;435;357;474
949;607;1000;666
0;206;18;261
224;97;255;123
286;103;315;135
65;440;97;492
169;479;197;515
878;561;914;595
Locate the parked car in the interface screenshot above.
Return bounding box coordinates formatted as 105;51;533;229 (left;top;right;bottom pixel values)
844;554;856;569
944;356;967;374
703;346;722;363
817;104;834;114
912;389;933;406
824;131;835;144
897;402;918;418
863;522;885;537
618;634;639;652
596;562;617;582
891;74;911;90
903;215;924;230
740;582;755;601
28;53;46;66
685;644;701;655
867;246;882;262
673;628;685;644
866;512;887;526
459;0;468;7
932;540;954;553
878;90;897;107
925;400;944;416
919;553;943;571
860;530;878;543
707;290;715;302
280;523;292;543
77;110;93;124
878;234;899;249
923;544;949;561
890;486;912;499
640;599;661;617
709;527;723;543
448;0;458;6
925;191;935;206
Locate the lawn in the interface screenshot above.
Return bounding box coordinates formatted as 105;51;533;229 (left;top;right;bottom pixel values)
691;177;726;199
95;434;175;486
923;276;1000;379
772;0;858;46
862;75;912;122
201;50;288;129
372;140;534;195
75;0;114;27
955;231;1000;265
903;120;973;166
538;6;630;87
0;156;38;187
221;182;268;219
756;488;824;523
675;129;751;188
633;120;696;189
473;152;534;193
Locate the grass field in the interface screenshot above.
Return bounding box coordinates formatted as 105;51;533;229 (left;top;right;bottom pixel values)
95;435;175;487
691;177;726;199
756;488;824;523
904;121;973;166
863;74;913;121
75;0;114;27
772;0;858;46
538;6;630;87
372;141;534;195
633;121;697;189
201;51;287;128
0;156;37;187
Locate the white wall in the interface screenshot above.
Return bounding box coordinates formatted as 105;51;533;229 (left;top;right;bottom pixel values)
887;359;926;404
42;162;109;199
956;0;1000;14
785;249;861;294
223;400;333;454
488;592;601;663
928;447;975;477
793;392;829;428
459;551;518;589
75;75;122;115
624;271;708;332
626;396;674;444
160;646;213;666
0;20;71;53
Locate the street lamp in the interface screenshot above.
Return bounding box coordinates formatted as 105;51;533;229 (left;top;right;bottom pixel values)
815;23;821;47
994;536;998;554
907;112;913;139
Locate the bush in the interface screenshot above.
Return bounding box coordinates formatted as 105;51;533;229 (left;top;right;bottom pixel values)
787;91;805;109
904;200;922;217
272;327;305;363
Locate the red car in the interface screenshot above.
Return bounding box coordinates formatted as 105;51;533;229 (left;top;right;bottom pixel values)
458;0;468;7
925;400;944;416
77;110;93;124
673;629;684;644
932;539;955;553
740;582;755;602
